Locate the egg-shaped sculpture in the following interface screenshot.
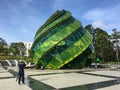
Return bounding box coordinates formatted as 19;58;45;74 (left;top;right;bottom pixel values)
31;10;94;69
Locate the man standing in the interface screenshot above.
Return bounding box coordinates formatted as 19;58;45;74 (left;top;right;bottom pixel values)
18;61;26;84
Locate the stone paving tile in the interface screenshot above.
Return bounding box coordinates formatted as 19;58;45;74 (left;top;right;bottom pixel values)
85;70;120;77
0;78;32;90
31;72;114;89
96;84;120;90
0;67;13;78
1;66;120;90
0;67;32;90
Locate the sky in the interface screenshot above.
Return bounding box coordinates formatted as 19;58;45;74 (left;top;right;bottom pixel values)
0;0;120;44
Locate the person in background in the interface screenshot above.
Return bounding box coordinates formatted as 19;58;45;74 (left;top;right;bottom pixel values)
18;61;26;84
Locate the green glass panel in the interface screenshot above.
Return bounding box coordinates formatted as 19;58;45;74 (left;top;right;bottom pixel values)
31;10;94;69
46;31;92;69
34;20;81;64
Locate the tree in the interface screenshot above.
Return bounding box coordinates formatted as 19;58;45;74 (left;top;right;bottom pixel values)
85;24;97;45
9;42;26;56
95;28;114;62
17;42;26;56
9;43;19;56
85;25;114;63
85;25;96;62
0;38;8;55
111;29;120;63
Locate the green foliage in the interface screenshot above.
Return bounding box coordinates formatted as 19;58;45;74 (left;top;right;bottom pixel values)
9;43;19;56
17;42;26;55
28;49;34;58
0;38;8;55
85;25;115;63
0;55;21;60
9;42;26;56
0;38;7;46
95;28;114;62
24;57;33;63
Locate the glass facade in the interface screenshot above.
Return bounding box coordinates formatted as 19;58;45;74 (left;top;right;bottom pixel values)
31;10;94;69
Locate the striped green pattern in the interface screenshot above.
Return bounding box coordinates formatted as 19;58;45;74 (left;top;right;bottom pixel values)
31;10;94;69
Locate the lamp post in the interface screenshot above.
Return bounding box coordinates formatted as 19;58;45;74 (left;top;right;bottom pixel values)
112;29;119;67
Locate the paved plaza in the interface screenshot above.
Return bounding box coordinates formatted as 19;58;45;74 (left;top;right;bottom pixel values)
0;66;120;90
0;67;32;90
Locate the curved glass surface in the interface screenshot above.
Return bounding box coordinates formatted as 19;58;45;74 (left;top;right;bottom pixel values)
31;10;94;69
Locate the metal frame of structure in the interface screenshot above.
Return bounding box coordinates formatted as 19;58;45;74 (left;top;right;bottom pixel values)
31;10;94;69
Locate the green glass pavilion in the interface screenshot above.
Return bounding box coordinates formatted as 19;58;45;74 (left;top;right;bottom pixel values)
31;10;94;69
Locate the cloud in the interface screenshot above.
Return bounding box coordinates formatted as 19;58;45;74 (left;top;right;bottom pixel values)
92;20;115;34
0;30;20;44
52;0;83;12
53;0;68;11
1;0;120;44
83;4;120;33
83;4;120;21
0;0;40;43
83;9;105;21
27;0;33;1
